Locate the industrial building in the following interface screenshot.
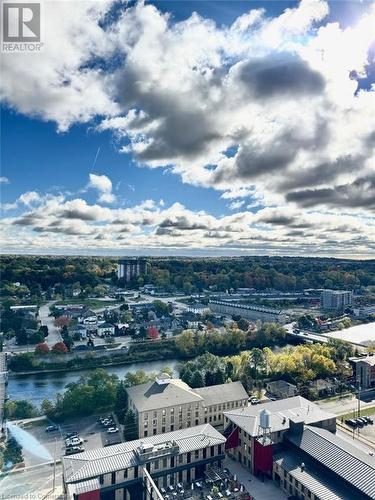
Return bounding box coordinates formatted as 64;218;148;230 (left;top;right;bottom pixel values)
126;374;248;438
208;300;288;323
118;258;147;282
320;290;353;311
63;424;226;500
224;396;375;500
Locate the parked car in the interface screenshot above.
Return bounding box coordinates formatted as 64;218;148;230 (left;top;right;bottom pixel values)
45;425;59;432
107;427;119;434
364;417;374;425
355;419;364;427
357;417;368;425
75;345;89;351
94;345;107;350
65;446;84;455
66;437;83;447
65;432;79;439
345;419;357;428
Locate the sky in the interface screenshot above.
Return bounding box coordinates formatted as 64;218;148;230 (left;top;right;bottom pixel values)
1;0;375;257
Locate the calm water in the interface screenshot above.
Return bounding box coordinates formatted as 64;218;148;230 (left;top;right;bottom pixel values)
7;359;181;407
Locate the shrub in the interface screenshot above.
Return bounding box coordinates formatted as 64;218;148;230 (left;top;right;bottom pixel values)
35;343;50;355
52;342;68;354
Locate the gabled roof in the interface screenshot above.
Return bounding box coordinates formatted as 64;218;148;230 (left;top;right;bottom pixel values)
194;381;248;406
127;378;203;412
98;322;115;329
286;426;375;498
63;424;225;484
224;396;335;437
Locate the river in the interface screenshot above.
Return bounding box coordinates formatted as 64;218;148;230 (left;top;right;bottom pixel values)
7;359;181;407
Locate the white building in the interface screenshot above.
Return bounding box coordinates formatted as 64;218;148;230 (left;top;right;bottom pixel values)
321;290;353;310
209;300;288;323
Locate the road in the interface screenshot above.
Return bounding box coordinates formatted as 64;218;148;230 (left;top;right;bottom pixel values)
316;388;375;416
0;463;63;498
39;301;62;347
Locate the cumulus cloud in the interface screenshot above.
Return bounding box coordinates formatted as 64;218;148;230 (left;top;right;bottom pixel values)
0;177;9;184
1;0;375;255
88;173;116;204
19;191;41;206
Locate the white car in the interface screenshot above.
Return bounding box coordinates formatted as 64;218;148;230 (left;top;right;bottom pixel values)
66;437;83;447
107;427;119;434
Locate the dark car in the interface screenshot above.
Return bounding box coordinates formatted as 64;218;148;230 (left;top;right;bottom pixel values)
355;419;364;427
94;345;107;351
65;432;79;439
65;446;84;455
45;425;59;432
364;417;374;425
345;419;357;428
75;345;89;351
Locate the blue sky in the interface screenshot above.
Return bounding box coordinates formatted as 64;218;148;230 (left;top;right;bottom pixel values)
1;0;374;257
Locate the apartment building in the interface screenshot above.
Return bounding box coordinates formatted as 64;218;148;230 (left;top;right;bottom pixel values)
320;289;353;310
63;424;226;500
126;374;248;438
118;258;147;282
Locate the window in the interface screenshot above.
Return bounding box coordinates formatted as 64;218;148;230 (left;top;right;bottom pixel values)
144;413;148;420
124;469;128;479
153;419;157;426
171;416;174;423
210;446;215;457
195;403;199;409
187;452;191;463
170;425;174;431
144;421;148;428
99;475;104;485
162;409;166;416
195;450;199;459
154;460;159;470
162;426;166;433
153;411;157;418
163;458;167;468
179;454;183;464
170;408;174;414
134;467;138;479
111;472;116;484
144;431;148;437
179;406;183;414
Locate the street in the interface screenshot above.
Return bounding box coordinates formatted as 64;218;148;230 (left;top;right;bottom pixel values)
0;463;63;499
316;388;375;416
39;302;62;347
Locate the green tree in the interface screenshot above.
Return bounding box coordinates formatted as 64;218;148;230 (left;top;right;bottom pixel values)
115;381;129;424
250;348;265;378
190;370;204;388
123;409;138;441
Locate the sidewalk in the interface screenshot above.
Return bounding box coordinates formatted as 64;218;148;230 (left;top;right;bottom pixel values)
223;457;287;500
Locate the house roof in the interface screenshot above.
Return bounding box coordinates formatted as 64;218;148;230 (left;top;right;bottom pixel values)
63;424;225;484
274;450;363;500
126;378;203;412
224;396;335;437
194;381;248;406
98;322;115;329
286;425;375;498
267;380;296;390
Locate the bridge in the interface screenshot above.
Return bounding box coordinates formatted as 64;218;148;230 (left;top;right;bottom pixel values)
284;323;365;349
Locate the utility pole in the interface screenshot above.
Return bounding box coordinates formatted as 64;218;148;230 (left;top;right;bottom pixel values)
52;437;57;491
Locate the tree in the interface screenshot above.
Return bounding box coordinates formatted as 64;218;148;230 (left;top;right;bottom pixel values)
15;328;28;345
4;399;39;419
123;409;138;441
4;437;23;466
115;381;128;424
54;316;70;328
124;370;150;387
41;399;55;418
175;330;196;356
39;325;48;338
237;318;249;332
35;342;50;355
250;348;265;378
63;336;74;352
190;370;204;388
52;342;68;354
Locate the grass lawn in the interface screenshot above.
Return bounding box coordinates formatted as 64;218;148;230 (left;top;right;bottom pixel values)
55;298;122;309
338;405;375;420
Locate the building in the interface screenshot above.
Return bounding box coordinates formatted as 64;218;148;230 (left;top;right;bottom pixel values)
223;396;336;475
266;380;298;399
126;374;248;438
63;424;226;500
186;304;210;315
321;290;353;310
274;425;375;500
97;322;116;337
350;355;375;388
118;258;147;282
208;300;288;323
354;304;375;318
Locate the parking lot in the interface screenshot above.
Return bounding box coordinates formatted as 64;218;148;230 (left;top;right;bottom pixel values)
339;409;375;449
17;413;122;467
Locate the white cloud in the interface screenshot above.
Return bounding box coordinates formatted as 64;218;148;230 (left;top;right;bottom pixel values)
88;173;116;204
19;191;41;206
0;177;9;184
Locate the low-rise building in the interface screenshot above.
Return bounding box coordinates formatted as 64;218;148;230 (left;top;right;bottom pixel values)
266;380;298;399
208;300;288;323
63;424;226;500
186;304;210;315
97;322;116;337
350;355;375;388
224;396;336;475
127;374;248;438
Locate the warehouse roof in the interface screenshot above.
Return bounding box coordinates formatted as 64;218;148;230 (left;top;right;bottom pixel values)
194;381;248;407
224;396;335;437
127;378;203;412
286;426;375;498
274;450;364;500
63;424;225;484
